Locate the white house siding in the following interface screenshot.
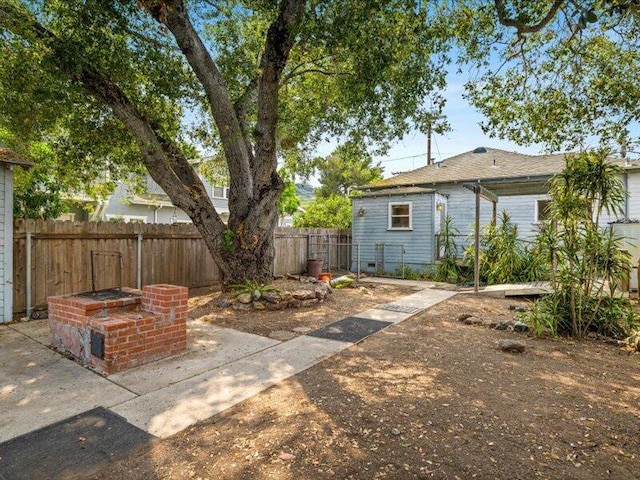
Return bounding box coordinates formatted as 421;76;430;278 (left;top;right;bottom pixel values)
625;170;640;221
352;193;435;274
0;165;13;323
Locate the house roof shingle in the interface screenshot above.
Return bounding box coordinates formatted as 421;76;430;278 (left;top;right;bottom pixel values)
0;146;33;167
370;148;633;189
355;186;435;198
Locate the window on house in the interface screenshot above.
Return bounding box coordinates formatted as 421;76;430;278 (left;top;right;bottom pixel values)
535;199;552;222
212;186;229;199
106;214;148;224
388;202;412;230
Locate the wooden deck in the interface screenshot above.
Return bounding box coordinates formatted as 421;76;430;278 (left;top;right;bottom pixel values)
467;281;552;298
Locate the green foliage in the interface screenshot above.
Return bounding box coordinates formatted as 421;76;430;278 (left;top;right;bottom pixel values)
277;169;301;217
526;151;639;339
435;215;461;283
458;2;640;151
294;194;352;229
313;140;384;198
221;230;235;252
230;280;279;297
11;141;67;219
464;212;548;285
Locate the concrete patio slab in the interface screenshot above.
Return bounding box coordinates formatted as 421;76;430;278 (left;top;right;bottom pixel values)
108;322;279;395
353;308;414;324
360;277;435;288
0;327;136;443
110;335;350;438
393;289;457;309
8;319;50;345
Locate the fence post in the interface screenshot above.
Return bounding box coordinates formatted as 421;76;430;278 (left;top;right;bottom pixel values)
136;233;143;290
26;231;32;319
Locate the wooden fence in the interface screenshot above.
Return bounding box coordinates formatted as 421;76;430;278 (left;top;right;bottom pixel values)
12;220;351;314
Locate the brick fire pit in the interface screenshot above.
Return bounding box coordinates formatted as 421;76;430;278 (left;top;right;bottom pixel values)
47;284;188;375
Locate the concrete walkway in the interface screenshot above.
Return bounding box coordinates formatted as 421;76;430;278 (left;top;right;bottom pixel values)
0;279;456;444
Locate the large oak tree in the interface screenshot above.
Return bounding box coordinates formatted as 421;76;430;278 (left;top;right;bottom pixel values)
0;0;452;282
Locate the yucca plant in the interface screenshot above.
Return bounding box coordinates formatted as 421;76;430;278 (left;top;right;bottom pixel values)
528;150;638;339
436;215;461;282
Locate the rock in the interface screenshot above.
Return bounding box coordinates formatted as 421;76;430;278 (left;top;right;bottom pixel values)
261;291;281;304
391;428;401;436
31;310;48;320
292;326;313;333
457;313;473;322
218;297;234;308
269;330;297;341
286;273;300;281
287;299;302;308
495;321;514;331
253;301;265;310
463;316;484;325
509;305;528;312
300;276;318;283
278;452;296;461
514;320;530;332
313;282;332;299
236;292;253;304
498;339;526;353
292;289;316;300
252;289;262;301
280;291;293;301
232;302;253;311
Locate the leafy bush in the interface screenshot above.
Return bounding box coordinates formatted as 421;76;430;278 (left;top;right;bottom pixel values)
464;212;548;284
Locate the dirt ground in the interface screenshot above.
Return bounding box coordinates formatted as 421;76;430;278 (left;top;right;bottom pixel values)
188;279;417;337
91;292;639;480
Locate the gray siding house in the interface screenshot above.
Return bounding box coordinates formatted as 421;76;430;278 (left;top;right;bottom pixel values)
0;147;32;323
62;171;230;224
352;147;640;275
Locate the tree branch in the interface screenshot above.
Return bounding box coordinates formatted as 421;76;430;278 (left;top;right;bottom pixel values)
253;0;305;187
281;67;350;86
0;1;232;273
494;0;565;34
141;0;254;216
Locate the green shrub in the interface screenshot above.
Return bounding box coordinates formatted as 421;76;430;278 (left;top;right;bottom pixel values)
525;151;639;339
464;212;548;285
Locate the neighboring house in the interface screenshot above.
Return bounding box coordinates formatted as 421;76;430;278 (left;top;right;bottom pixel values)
61;167;230;224
352;147;640;275
0;146;33;323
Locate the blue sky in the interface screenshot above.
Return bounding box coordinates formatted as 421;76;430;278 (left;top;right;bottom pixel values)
369;76;545;179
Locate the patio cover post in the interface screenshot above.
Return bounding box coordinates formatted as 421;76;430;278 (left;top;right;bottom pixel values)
474;190;480;292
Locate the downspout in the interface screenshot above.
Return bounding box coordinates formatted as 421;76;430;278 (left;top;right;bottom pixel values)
154;205;162;223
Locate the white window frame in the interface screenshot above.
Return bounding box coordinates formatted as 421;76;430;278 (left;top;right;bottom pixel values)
388;201;413;230
534;198;551;223
105;214;148;224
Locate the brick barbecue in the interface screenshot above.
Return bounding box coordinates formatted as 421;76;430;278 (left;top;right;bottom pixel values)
47;284;188;375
